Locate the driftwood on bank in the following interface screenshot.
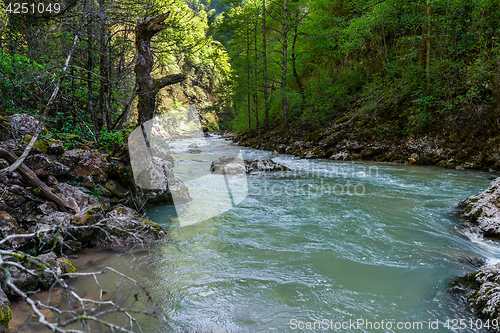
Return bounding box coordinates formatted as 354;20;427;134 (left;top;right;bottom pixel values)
0;146;79;213
134;12;186;125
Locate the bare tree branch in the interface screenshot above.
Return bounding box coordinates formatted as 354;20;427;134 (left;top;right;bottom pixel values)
0;32;80;178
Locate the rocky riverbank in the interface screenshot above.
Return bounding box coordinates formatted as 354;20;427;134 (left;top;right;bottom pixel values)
221;116;500;172
459;177;500;326
0;114;190;331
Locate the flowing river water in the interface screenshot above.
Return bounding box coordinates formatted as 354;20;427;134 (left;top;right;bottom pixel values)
13;136;500;332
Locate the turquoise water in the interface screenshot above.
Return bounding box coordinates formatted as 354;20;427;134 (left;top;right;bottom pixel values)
143;137;500;332
18;137;499;332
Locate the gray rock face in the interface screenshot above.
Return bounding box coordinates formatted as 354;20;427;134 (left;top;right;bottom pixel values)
210;157;246;175
5;114;39;136
460;177;500;325
55;183;96;211
461;177;500;237
63;149;109;188
134;156;174;190
244;159;290;173
0;211;28;250
24;154;70;177
139;177;191;206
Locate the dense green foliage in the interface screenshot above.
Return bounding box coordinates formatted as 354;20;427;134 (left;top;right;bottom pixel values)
215;0;500;135
2;0;499;145
0;0;230;152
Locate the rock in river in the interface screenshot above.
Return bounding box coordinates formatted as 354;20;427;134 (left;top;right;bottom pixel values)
244;158;290;173
460;177;500;237
210;157;289;174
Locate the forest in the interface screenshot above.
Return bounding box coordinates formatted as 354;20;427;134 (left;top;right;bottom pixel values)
0;0;230;153
1;0;499;143
217;0;500;138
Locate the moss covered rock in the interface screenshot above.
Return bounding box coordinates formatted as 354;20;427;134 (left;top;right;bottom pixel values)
57;258;76;274
89;206;166;250
0;288;12;333
64;149;110;188
24;154;70;177
105;179;130;199
460;177;500;237
461;262;500;324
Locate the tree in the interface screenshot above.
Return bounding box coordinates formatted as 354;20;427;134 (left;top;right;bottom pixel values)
134;12;186;126
262;0;270;131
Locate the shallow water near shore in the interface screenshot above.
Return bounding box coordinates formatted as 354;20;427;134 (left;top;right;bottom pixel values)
13;136;500;332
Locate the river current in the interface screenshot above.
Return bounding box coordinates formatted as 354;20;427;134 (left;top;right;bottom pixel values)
143;136;500;332
14;135;500;332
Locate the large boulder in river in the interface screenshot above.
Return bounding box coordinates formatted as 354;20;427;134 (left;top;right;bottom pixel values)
138;177;191;206
210;157;246;175
460;177;500;237
210;157;289;174
244;159;290;173
131;156;191;207
134;156;174;189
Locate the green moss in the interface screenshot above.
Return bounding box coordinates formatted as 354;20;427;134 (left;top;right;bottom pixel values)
21;134;32;144
21;134;49;152
142;219;163;234
334;116;349;124
33;140;48;152
0;303;12;326
8;252;50;270
461;272;481;290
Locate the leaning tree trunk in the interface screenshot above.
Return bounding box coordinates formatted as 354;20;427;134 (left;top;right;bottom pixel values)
134;13;186;126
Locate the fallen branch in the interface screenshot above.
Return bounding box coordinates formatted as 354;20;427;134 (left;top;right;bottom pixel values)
0;222;169;332
0;32;80;178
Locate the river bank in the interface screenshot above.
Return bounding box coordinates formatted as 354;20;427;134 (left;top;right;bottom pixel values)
0;114;190;331
459;177;500;325
221;116;500;173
